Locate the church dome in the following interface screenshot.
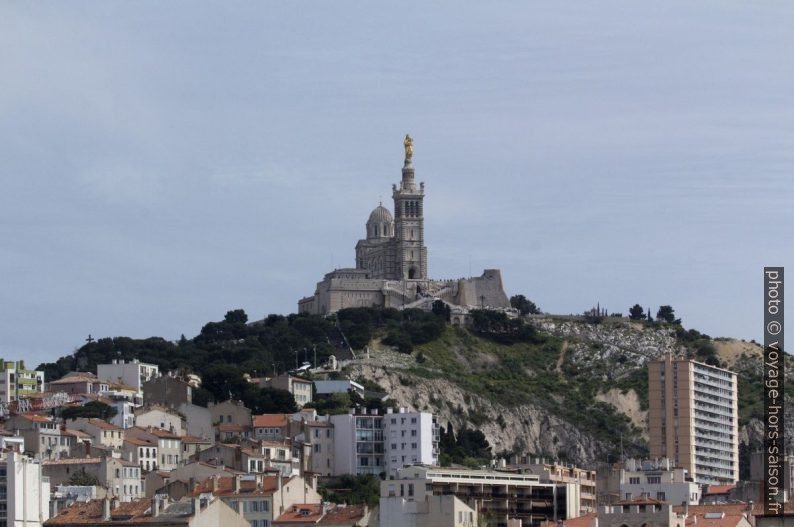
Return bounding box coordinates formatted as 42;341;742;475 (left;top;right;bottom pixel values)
366;204;394;239
368;205;393;224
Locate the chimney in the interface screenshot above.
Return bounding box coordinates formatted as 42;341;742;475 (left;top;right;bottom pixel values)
192;497;201;515
151;497;160;517
682;501;688;519
211;475;218;492
233;475;241;493
103;498;111;520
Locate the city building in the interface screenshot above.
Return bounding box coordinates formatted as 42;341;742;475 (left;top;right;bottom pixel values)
302;420;334;477
262;375;313;407
382;466;578;527
42;457;142;502
298;136;510;315
126;427;182;471
46;372;108;395
505;457;596;514
314;380;365;399
598;497;685;527
273;503;375;526
134;406;185;435
2;450;51;527
0;360;45;403
187;474;322;527
209;400;252;428
5;413;74;459
142;374;193;408
96;360;159;396
122;437;159;472
44;495;249;527
383;408;439;477
66;419;125;450
330;409;384;476
252;414;289;442
648;355;739;485
379;492;477;527
595;458;700;506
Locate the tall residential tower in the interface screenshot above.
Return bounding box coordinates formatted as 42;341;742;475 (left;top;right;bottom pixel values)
648;355;738;485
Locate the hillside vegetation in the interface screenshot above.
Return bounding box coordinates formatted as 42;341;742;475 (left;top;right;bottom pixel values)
38;306;792;470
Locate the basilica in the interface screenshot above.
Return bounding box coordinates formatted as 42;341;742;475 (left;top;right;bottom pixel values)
298;135;510;316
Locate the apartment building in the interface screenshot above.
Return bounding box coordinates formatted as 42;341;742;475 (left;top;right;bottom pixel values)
42;457;142;502
507;457;597;513
330;409;384;476
303;420;334;476
0;360;45;403
648;356;739;485
1;449;51;527
262;375;313;407
383;408;439;476
96;360;159;396
5;414;74;459
382;466;578;527
126;427;182;471
46;372;109;395
596;458;701;506
187;474;322;527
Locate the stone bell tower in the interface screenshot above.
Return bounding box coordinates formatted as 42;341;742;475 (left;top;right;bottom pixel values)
392;134;427;280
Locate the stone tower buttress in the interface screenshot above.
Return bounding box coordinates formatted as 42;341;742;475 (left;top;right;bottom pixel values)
393;136;427;280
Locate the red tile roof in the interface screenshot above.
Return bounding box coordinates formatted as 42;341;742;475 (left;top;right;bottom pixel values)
188;475;284;497
676;504;751;527
705;484;736;495
540;513;596;527
252;414;288;428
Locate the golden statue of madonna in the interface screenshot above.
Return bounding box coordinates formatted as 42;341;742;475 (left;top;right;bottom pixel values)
404;134;413;161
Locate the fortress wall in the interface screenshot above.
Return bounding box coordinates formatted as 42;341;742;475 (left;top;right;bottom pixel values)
454;269;510;308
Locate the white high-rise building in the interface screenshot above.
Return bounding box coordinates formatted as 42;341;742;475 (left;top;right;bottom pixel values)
330;407;439;477
384;407;439;476
1;450;50;527
97;359;159;396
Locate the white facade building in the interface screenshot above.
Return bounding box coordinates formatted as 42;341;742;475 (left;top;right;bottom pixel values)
3;450;51;527
330;407;438;477
384;408;439;476
330;409;384;476
618;459;701;505
97;359;159;396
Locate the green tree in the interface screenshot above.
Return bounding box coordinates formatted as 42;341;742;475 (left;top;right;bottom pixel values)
628;304;645;320
62;401;117;421
510;295;540;315
67;470;100;486
224;309;248;324
656;305;676;324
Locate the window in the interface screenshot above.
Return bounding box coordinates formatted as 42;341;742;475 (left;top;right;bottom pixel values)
629;477;640;484
647;476;661;484
657;492;666;501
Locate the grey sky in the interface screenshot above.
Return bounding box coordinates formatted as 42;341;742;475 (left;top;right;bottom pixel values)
1;2;792;366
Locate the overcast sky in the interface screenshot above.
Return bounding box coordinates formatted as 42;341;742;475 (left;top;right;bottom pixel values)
1;2;792;366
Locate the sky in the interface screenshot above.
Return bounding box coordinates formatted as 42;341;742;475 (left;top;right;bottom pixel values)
1;1;793;366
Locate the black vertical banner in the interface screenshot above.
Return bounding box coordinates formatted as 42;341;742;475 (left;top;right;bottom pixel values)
764;267;784;516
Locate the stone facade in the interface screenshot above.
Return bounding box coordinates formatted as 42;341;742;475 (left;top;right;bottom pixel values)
299;143;509;315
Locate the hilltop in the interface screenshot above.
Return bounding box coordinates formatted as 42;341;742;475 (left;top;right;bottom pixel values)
37;306;792;473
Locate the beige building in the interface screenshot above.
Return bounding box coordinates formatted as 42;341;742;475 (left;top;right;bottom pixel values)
648;356;739;485
125;427;182;471
44;495;249;527
262;376;313;407
188;474;322;527
506;457;596;514
209;400;252;428
298;138;510;315
382;466;578;527
598;497;685;527
67;419;125;450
